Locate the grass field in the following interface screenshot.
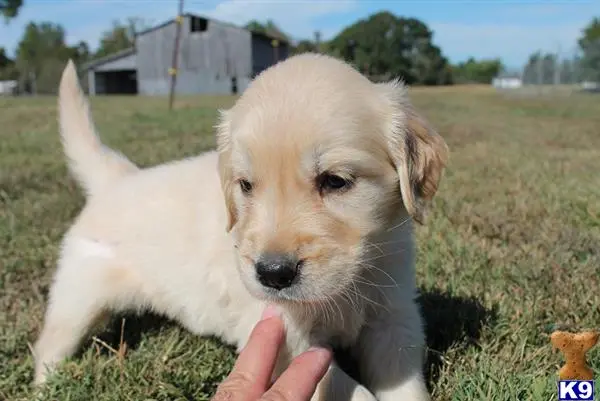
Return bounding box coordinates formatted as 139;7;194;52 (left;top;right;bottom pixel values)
1;86;599;401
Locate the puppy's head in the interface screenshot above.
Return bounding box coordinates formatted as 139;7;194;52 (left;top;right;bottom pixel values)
216;54;448;303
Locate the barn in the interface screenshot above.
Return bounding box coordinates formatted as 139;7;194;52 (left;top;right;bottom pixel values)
82;13;290;96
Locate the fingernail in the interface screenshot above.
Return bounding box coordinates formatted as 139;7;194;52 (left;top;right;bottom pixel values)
260;304;281;321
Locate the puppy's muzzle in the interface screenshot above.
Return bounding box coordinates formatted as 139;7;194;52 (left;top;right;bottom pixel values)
255;253;303;290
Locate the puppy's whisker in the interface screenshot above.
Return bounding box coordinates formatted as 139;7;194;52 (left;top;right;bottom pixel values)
364;240;385;255
319;297;329;325
366;238;412;248
318;300;327;325
336;287;358;327
362;249;406;263
316;294;334;326
345;283;388;312
330;294;345;328
328;296;340;327
311;301;321;324
386;216;411;232
343;282;362;317
351;273;391;305
358;262;400;288
353;276;398;288
350;281;363;314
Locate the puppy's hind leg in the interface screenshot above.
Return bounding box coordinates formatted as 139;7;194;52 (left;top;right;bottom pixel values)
33;240;134;385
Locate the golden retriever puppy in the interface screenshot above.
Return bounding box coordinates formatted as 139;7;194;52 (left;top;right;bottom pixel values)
33;53;448;401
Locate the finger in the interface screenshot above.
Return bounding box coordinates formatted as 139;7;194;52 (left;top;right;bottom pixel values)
260;346;332;401
213;305;285;400
233;305;285;380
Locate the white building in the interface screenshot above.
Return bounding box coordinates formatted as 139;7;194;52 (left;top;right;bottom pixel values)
581;81;600;92
0;80;17;96
492;74;523;89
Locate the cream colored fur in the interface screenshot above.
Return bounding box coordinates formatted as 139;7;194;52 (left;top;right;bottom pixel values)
34;54;449;401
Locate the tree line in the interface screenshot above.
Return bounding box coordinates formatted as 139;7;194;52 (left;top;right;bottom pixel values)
1;1;598;93
0;16;149;93
248;12;498;86
246;12;599;85
521;17;600;84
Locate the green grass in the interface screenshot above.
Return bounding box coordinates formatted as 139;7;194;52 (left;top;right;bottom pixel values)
1;87;599;401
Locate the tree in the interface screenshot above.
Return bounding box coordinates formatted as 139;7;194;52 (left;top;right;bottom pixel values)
523;52;540;84
14;21;87;93
559;58;574;84
72;41;90;64
578;17;600;50
522;51;562;84
541;53;558;84
0;46;18;79
245;20;265;33
452;57;504;84
327;11;452;85
577;17;600;82
94;17;149;58
244;19;289;42
292;39;318;55
1;0;22;20
0;47;11;68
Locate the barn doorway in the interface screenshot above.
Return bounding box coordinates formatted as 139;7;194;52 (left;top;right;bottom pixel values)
94;70;137;94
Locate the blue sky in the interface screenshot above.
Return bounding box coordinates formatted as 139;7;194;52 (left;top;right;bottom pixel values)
1;0;598;69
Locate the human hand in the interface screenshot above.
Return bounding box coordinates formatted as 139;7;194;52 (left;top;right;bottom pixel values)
211;305;333;401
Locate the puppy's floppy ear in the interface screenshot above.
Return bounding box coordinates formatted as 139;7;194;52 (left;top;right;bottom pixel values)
379;80;449;224
215;108;237;232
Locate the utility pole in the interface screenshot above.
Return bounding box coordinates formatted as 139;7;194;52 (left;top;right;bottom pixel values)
222;30;236;94
314;31;321;53
537;51;543;85
347;39;356;62
554;42;561;86
168;0;184;111
223;30;231;77
272;39;280;64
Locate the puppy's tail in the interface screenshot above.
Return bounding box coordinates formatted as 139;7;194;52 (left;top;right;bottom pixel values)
58;59;138;197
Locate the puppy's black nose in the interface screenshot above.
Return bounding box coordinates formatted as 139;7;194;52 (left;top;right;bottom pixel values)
255;254;302;290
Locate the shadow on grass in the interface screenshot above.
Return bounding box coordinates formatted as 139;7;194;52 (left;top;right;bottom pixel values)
334;287;498;392
87;311;238;358
86;311;177;356
418;287;498;392
86;287;497;394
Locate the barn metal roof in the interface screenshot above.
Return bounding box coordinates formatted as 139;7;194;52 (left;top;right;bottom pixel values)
134;12;290;44
82;47;136;71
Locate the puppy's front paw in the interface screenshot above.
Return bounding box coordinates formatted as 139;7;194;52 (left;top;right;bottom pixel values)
349;384;377;401
311;362;377;401
311;383;376;401
375;378;431;401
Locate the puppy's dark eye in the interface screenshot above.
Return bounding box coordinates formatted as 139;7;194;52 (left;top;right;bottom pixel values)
239;179;253;195
318;173;352;193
